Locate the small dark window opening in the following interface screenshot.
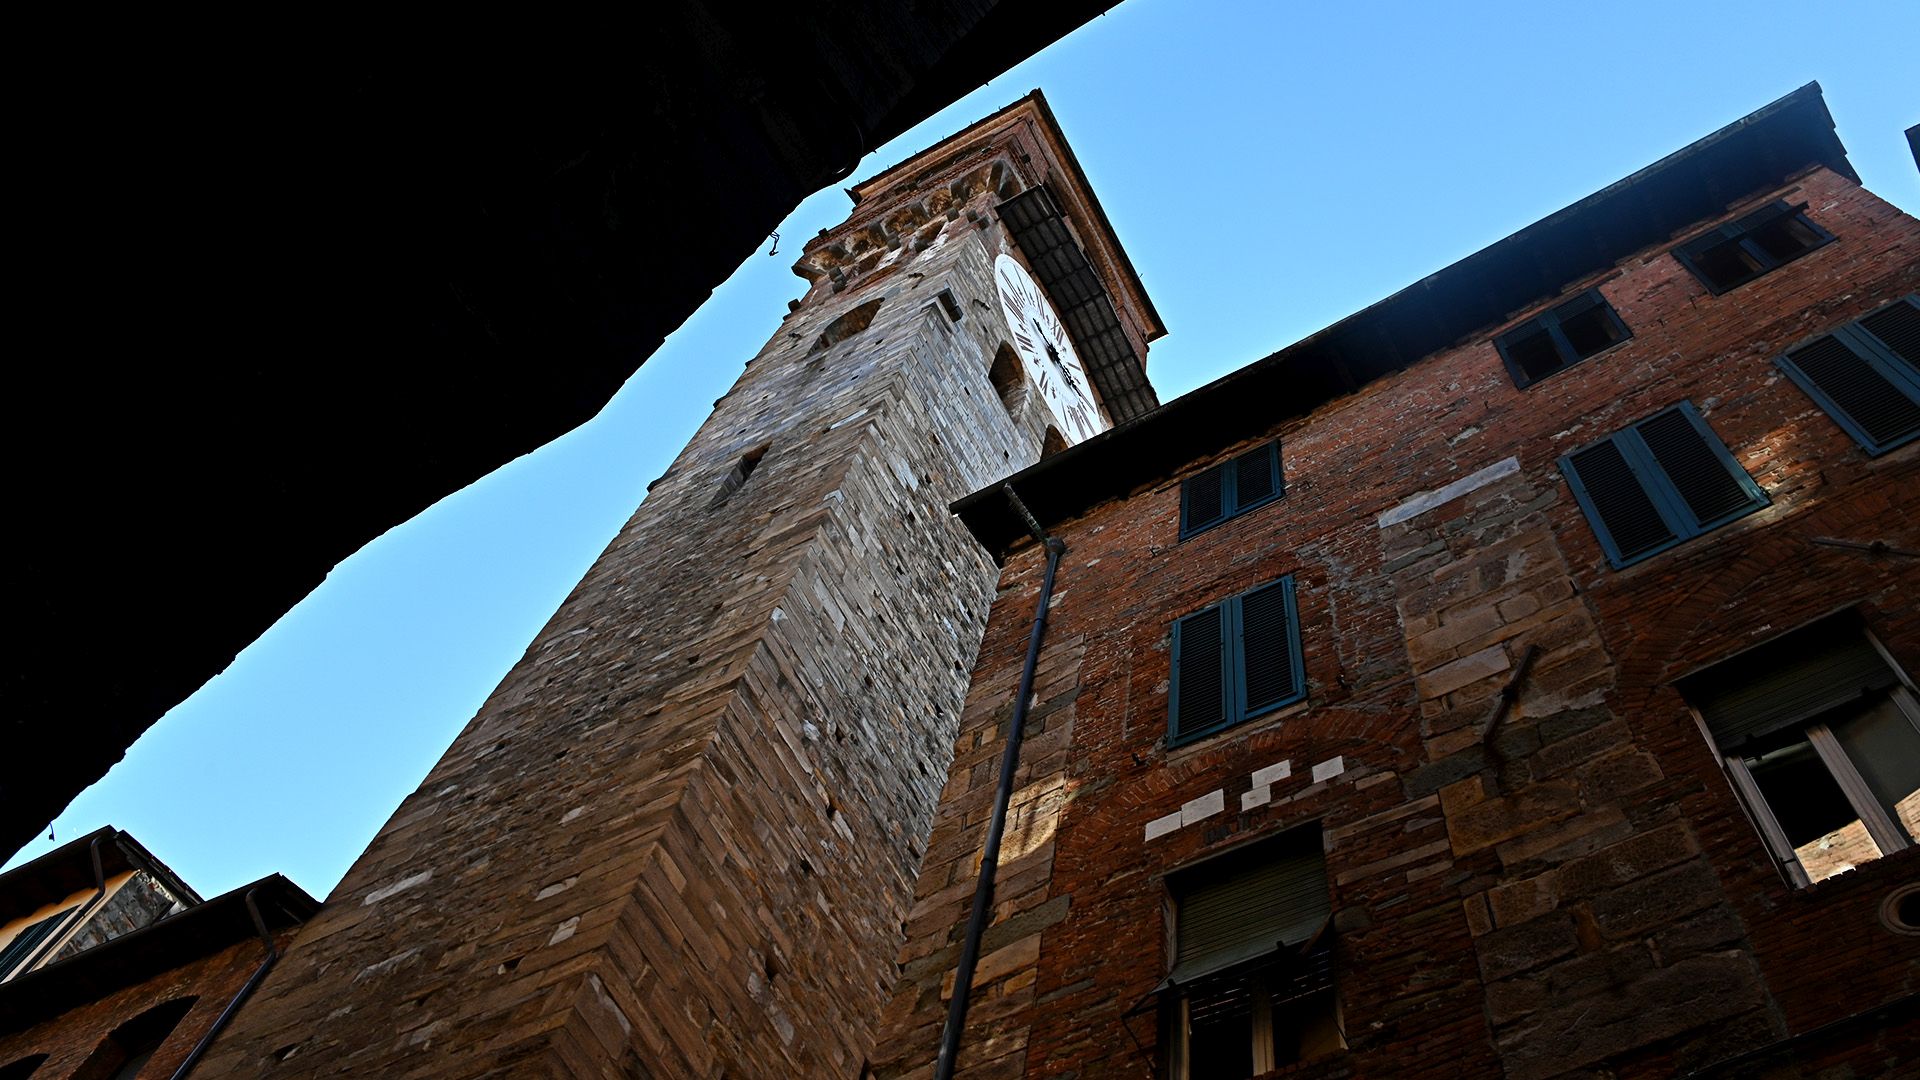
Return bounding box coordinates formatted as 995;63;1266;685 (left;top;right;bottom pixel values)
73;997;197;1080
1041;426;1068;458
810;298;884;353
1494;289;1631;388
711;444;769;507
1673;201;1833;294
988;343;1025;412
0;1055;48;1080
936;289;963;323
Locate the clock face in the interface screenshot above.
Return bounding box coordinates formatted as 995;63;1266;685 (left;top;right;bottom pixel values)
993;253;1105;444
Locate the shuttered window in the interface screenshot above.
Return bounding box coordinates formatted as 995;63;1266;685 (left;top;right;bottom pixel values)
1559;401;1767;569
1494;289;1632;388
0;910;69;979
1162;827;1343;1076
1775;295;1920;456
1672;200;1833;294
1180;442;1284;538
1169;578;1304;746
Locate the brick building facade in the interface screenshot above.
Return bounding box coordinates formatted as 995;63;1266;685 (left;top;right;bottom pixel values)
874;84;1919;1079
0;830;316;1080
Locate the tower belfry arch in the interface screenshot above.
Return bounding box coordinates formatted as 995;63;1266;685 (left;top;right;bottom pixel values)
199;92;1162;1077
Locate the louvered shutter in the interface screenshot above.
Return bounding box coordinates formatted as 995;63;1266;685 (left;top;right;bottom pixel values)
1232;443;1282;512
1633;406;1763;528
1859;299;1920;366
1780;331;1920;453
1182;462;1228;536
1562;439;1677;565
1170;845;1329;985
1683;621;1899;750
1171;605;1228;741
0;910;68;977
1237;579;1302;717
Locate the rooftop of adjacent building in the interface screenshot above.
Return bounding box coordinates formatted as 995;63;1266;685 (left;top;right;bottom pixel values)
0;828;316;1032
955;82;1860;556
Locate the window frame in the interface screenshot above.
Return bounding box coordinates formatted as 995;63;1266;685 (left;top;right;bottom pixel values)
1168;576;1305;748
1681;619;1920;889
1178;442;1284;539
1773;294;1920;457
1558;400;1769;569
1671;199;1834;295
1158;826;1341;1078
1493;288;1633;389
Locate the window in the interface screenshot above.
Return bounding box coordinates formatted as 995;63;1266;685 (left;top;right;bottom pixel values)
1179;443;1284;538
0;1055;49;1080
1672;200;1833;294
1161;827;1340;1079
72;998;197;1080
1559;400;1767;569
1494;289;1631;388
1775;295;1920;456
0;909;70;980
1169;577;1304;747
1680;614;1920;887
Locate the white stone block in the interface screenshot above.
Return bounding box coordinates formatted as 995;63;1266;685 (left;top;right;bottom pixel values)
1145;811;1183;842
1251;760;1292;788
1311;756;1346;783
1240;786;1272;811
1181;789;1226;826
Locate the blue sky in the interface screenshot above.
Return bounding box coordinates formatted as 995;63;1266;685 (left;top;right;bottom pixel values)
12;0;1917;898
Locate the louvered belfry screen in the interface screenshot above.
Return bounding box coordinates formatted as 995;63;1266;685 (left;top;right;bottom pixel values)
1778;298;1920;455
1563;440;1676;563
1681;616;1899;750
1238;580;1299;716
1172;605;1228;739
1170;836;1329;985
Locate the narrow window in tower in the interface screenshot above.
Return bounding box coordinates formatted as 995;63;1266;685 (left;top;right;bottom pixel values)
810;298;884;354
1179;442;1284;539
1558;400;1767;569
1774;295;1920;456
936;289;964;323
1160;825;1342;1078
988;342;1025;413
1493;289;1632;388
1678;613;1920;887
1168;576;1305;747
711;444;770;508
1672;200;1834;294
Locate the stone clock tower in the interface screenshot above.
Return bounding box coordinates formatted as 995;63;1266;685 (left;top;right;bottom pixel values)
200;93;1161;1077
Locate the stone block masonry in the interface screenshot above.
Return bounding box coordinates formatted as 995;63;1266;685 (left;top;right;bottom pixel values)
199;100;1155;1078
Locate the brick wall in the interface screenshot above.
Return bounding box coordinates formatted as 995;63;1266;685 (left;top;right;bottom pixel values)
873;167;1920;1079
0;930;293;1080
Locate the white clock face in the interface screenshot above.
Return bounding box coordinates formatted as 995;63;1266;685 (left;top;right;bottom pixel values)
993;253;1105;444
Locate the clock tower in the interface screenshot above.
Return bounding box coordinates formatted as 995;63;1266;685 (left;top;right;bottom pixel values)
201;93;1162;1078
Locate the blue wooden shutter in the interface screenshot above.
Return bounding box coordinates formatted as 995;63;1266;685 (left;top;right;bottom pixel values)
1171;604;1228;742
1631;404;1765;530
1169;842;1329;985
1236;578;1303;718
1231;443;1282;512
1561;438;1678;566
1181;461;1229;537
1779;326;1920;455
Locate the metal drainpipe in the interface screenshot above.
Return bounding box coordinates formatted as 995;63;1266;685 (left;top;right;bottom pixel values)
171;888;278;1080
19;834;108;975
933;485;1064;1080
